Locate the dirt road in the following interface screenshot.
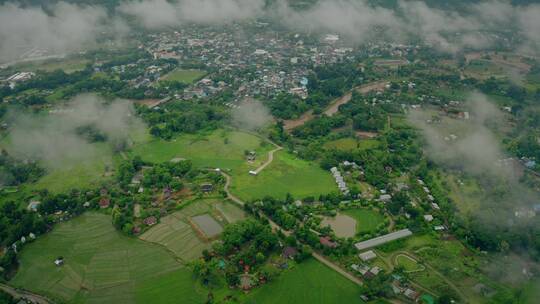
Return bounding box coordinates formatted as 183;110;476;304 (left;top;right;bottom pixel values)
0;283;52;304
283;80;388;130
312;252;363;286
253;146;282;175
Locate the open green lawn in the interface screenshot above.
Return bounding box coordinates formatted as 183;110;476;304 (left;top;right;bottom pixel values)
244;259;362;304
229;150;336;201
161;69;206;83
343;209;385;233
11;212;205;304
130;129;271;172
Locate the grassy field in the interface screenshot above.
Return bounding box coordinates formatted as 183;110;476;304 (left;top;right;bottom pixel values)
395;255;423;272
13;58;89;73
244;259;363;304
32;143;117;193
131;129;336;201
161;69;206;83
324;138;358;151
11;212;205;304
130;129;271;172
324;138;379;151
343;209;385;233
229;150;336;201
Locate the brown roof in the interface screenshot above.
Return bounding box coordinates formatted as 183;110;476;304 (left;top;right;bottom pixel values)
320;236;338;248
143;216;157;226
99;198;110;208
282;246;298;259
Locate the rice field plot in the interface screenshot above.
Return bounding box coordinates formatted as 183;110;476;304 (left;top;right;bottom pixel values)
139;199;230;261
191;214;223;238
140;212;211;262
215;201;246;223
243;259;363;304
10;212;201;303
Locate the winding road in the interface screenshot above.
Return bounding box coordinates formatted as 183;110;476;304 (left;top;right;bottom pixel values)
218;137;364;287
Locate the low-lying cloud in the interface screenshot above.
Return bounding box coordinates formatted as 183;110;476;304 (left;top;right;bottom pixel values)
6;94;145;168
0;2;111;63
408;92;540;225
118;0;265;29
231;98;273;131
2;0;540;62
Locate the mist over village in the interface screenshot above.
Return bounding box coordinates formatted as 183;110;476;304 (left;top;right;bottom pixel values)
0;1;540;304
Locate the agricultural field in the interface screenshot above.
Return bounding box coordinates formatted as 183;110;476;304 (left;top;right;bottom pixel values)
324;137;379;151
12;57;89;73
243;259;363;304
343;209;385;234
464;59;507;80
161;69;206;83
140;199;243;261
229;150;336;201
324;138;358;151
130;129;272;173
11;212;205;304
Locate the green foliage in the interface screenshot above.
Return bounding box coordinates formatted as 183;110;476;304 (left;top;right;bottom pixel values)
0;150;45;186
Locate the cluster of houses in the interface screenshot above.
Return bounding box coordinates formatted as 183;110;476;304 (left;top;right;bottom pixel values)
330;166;349;195
3;71;34;89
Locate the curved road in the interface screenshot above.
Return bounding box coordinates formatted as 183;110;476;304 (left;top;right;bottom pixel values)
253;146;282;175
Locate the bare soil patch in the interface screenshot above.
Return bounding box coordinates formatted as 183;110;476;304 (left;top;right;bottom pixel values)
321;213;356;238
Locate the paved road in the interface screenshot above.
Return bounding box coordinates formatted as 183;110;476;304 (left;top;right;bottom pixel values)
0;283;52;304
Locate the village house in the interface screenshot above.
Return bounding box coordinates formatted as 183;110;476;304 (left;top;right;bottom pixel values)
424;214;434;222
143;216;157;226
99;198;110;209
246;151;256;162
200;183;214;193
358;250;377;262
282;246;298;260
319;236;338;248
